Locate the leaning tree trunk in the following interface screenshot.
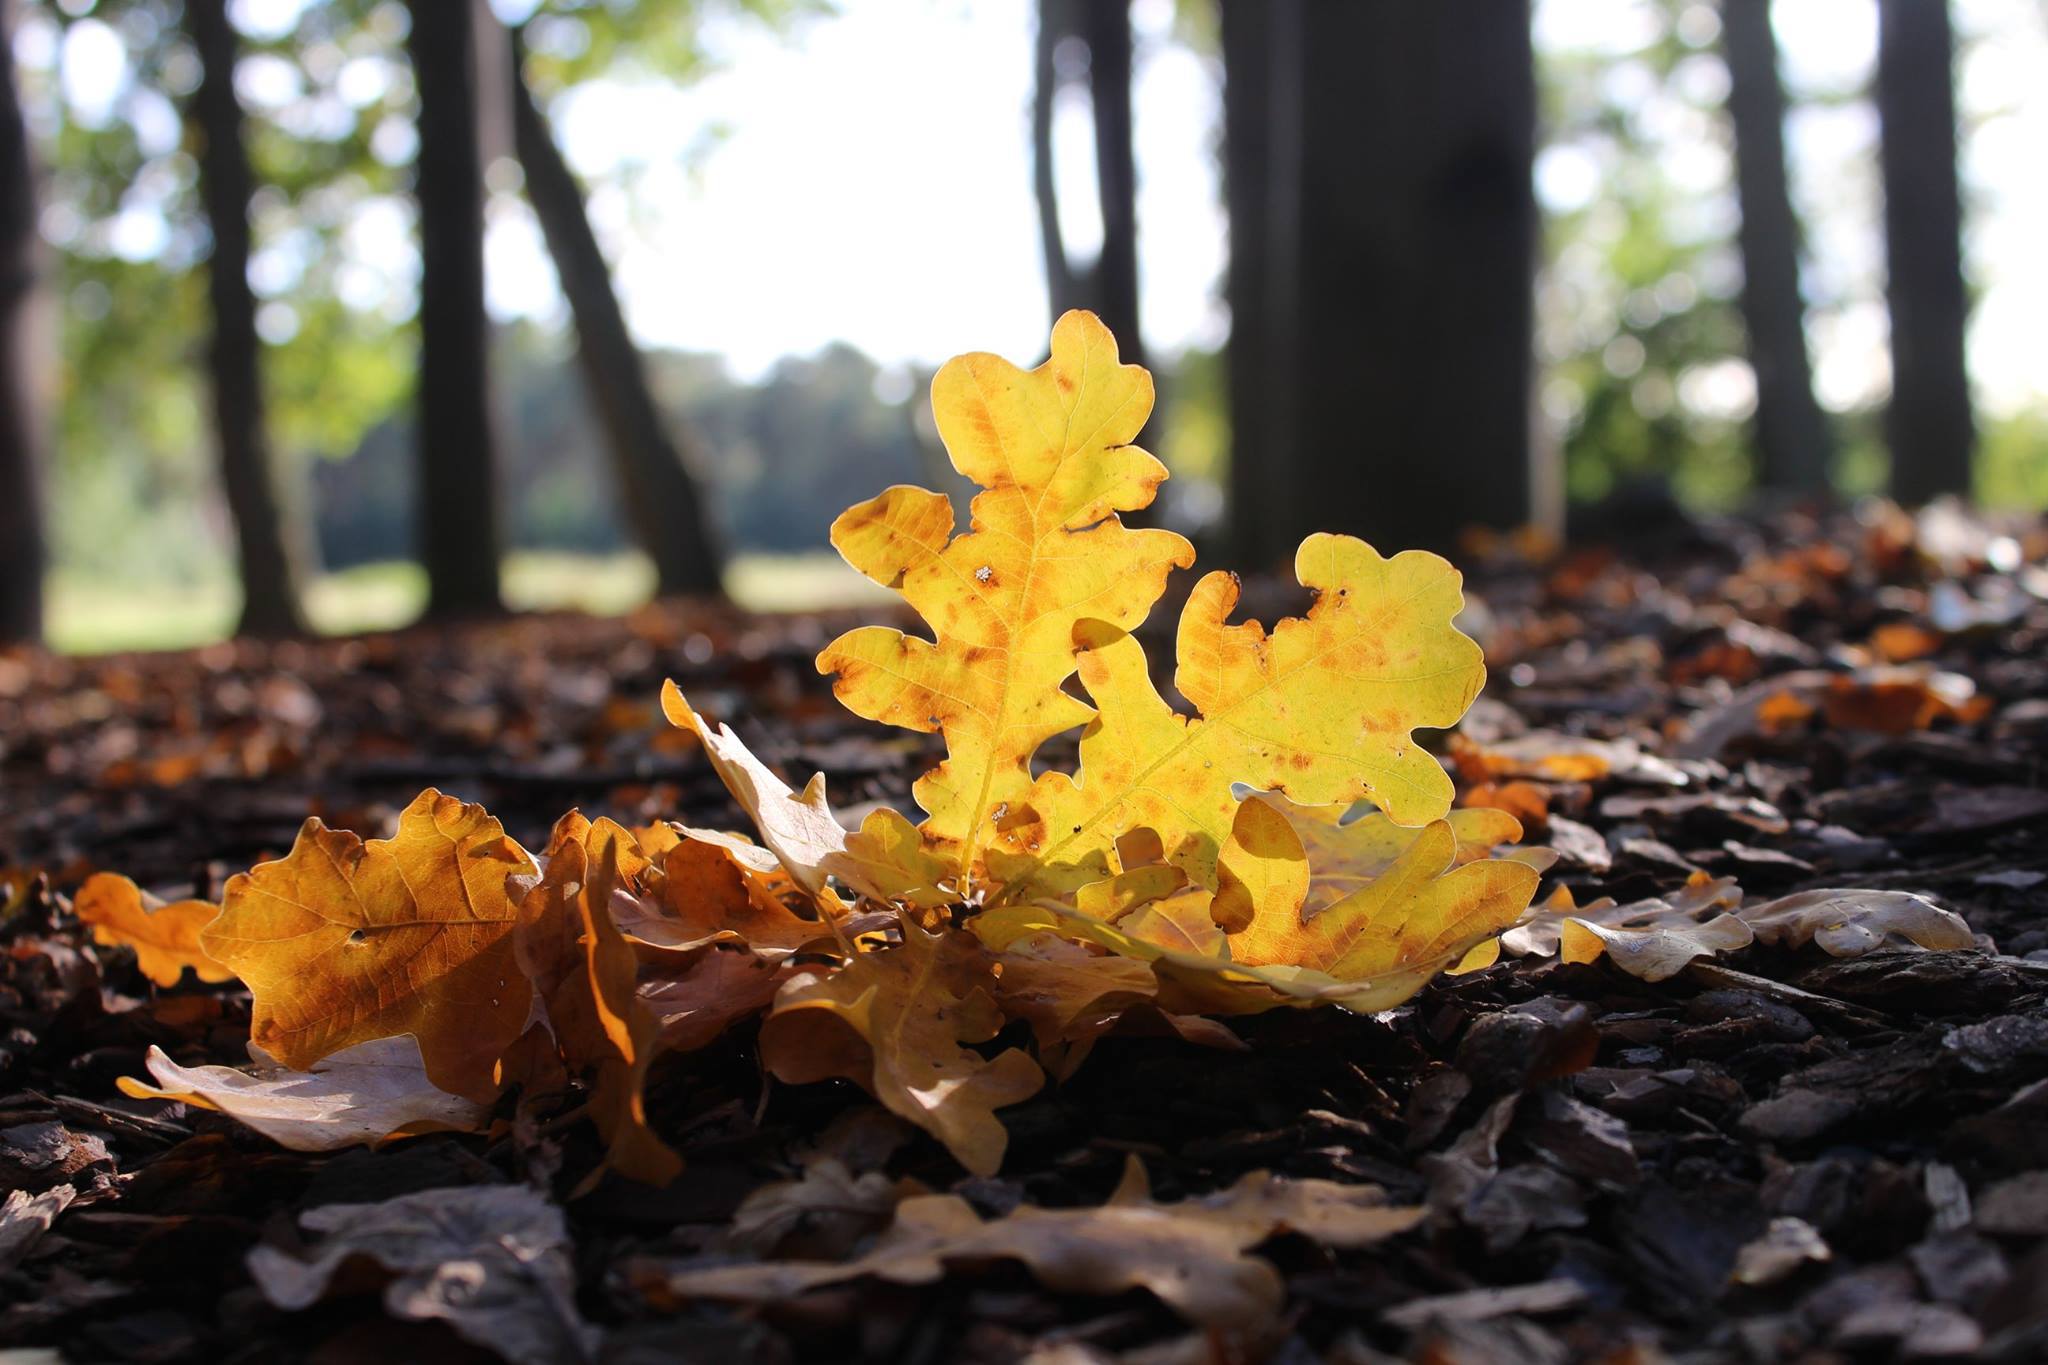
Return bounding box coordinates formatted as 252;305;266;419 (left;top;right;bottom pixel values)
0;0;46;644
1080;0;1142;368
509;35;723;597
407;0;505;617
187;0;312;637
1876;0;1974;502
1721;0;1833;497
1246;0;1543;554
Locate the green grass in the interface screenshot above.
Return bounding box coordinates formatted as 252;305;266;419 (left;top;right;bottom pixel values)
45;550;890;656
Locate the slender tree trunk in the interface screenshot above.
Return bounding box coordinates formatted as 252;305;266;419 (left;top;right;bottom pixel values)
1080;0;1142;367
1721;0;1833;496
0;0;46;644
1250;0;1541;554
1876;0;1973;502
508;35;723;597
1220;0;1283;569
1032;0;1083;323
407;0;504;617
187;0;312;637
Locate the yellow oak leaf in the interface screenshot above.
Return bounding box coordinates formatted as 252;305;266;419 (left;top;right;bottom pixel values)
515;813;681;1189
757;921;1043;1176
198;789;533;1104
1223;820;1538;983
815;310;1195;883
988;533;1484;902
73;872;234;987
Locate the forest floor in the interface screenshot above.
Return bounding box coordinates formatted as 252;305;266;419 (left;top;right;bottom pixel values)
3;500;2046;1364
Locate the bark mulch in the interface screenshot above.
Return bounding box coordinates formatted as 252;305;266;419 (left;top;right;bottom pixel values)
3;499;2046;1363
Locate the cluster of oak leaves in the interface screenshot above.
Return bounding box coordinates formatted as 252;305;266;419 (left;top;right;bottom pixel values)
70;314;1977;1319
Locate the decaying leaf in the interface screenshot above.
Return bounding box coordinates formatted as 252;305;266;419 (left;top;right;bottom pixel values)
118;1037;487;1151
1739;888;1975;956
615;830;829;959
73;872;234;988
992;931;1160;1078
1555;875;1752;982
513;813;681;1190
247;1185;598;1365
815;310;1195;885
638;1157;1423;1331
638;947;790;1053
757;921;1042;1175
198;790;534;1103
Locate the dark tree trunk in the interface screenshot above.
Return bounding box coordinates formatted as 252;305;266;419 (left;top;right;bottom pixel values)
1030;0;1141;362
187;0;311;637
407;0;504;617
1721;0;1833;496
1032;0;1083;322
0;0;46;644
1235;0;1542;556
1876;0;1973;502
1080;0;1142;367
509;35;723;597
1220;0;1283;569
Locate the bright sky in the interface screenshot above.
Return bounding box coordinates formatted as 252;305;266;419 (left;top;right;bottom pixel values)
20;0;2048;417
491;0;1226;382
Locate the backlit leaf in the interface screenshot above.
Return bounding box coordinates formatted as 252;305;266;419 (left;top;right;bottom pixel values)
73;872;233;987
198;790;532;1104
816;310;1195;883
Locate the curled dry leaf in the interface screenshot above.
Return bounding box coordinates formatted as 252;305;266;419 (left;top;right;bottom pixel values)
198;789;533;1103
758;921;1042;1176
639;1157;1423;1331
117;1036;487;1151
638;947;789;1053
513;813;680;1190
816;309;1195;885
993;931;1159;1080
727;1157;924;1259
1555;874;1752;982
615;831;832;959
72;871;233;987
660;681;948;909
248;1185;598;1365
1738;888;1975;956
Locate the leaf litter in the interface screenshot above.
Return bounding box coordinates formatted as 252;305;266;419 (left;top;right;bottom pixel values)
0;316;2044;1360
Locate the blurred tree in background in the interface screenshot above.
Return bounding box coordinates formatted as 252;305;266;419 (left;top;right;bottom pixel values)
0;0;2040;651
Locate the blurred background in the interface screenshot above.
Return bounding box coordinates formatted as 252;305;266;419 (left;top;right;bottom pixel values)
0;0;2042;654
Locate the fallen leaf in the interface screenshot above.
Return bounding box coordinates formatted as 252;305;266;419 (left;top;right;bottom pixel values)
198;790;534;1103
637;1157;1422;1331
659;683;939;911
1558;874;1754;982
758;921;1042;1175
727;1157;923;1259
72;872;233;987
117;1037;488;1151
815;310;1195;884
992;532;1485;899
513;813;681;1189
1739;888;1975;956
616;832;831;959
247;1185;598;1365
638;947;790;1053
992;931;1158;1079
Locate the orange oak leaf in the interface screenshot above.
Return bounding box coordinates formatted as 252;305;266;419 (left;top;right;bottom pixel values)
515;813;681;1189
758;921;1043;1175
73;872;233;987
198;789;533;1104
814;310;1195;883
